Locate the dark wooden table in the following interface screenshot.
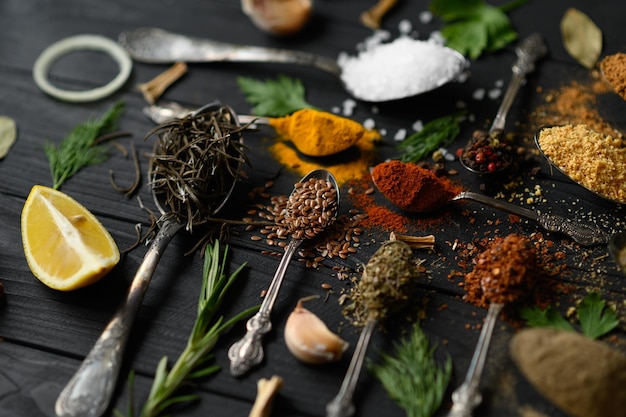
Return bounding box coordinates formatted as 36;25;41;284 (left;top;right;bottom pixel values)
1;1;625;417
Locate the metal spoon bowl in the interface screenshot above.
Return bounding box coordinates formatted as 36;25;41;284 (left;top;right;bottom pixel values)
118;27;468;102
534;125;626;206
55;101;245;417
228;168;340;376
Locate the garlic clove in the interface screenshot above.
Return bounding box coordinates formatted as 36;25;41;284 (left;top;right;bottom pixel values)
241;0;313;36
284;296;349;364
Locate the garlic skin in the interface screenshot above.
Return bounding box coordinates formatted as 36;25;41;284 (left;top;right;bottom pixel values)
241;0;313;36
284;297;349;364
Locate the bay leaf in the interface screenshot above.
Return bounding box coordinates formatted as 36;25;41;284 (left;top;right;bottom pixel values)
560;8;603;69
0;116;17;159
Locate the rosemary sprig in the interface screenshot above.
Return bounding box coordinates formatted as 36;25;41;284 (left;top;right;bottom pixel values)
397;111;465;163
44;101;124;189
117;240;258;417
368;322;452;417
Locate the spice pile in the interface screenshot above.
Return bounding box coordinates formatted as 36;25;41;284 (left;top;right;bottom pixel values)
284;176;338;240
460;129;513;173
600;52;626;100
537;124;626;202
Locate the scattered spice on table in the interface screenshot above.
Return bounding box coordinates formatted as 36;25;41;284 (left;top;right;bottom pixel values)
371;160;463;212
599;52;626;100
460;129;513;173
463;234;539;308
511;328;626;417
269;108;370;157
537;124;626;202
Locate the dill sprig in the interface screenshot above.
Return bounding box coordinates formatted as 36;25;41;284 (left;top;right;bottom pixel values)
117;241;258;417
397;111;465;163
368;322;452;417
44;101;124;189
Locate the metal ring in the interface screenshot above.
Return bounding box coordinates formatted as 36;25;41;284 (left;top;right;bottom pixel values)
33;34;132;102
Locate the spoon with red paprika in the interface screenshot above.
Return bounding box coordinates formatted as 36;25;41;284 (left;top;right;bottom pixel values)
371;160;607;246
460;33;547;174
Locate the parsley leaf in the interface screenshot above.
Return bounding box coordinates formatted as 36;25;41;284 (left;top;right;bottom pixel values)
397;111;465;162
578;292;619;339
429;0;526;59
237;75;315;117
519;305;575;332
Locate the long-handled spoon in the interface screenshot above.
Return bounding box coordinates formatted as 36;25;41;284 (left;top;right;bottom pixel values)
326;240;417;417
55;102;245;417
118;27;468;102
228;169;339;376
460;33;548;174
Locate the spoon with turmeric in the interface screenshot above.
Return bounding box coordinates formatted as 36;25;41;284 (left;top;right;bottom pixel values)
371;160;607;246
144;102;372;157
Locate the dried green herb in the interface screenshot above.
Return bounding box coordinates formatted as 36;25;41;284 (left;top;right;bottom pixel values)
429;0;526;59
520;292;619;339
237;74;315;117
146;103;249;233
0;115;17;160
368;322;452;417
44;101;124;189
398;112;465;162
116;241;258;417
560;8;603;69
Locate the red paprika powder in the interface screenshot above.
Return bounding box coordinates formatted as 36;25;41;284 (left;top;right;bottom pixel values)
371;160;463;212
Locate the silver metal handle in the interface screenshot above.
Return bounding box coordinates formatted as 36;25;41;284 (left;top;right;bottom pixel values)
326;319;376;417
118;27;341;76
447;303;503;417
228;238;303;376
55;219;183;417
455;191;606;246
490;33;547;132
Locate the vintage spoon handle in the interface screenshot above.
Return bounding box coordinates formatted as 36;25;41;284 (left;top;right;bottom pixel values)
490;33;547;132
446;303;504;417
55;219;183;417
118;27;341;76
455;191;606;246
228;238;303;376
326;319;376;417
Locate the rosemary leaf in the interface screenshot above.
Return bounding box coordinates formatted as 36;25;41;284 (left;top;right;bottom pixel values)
44;101;124;189
397;111;465;163
368;322;452;417
120;241;257;417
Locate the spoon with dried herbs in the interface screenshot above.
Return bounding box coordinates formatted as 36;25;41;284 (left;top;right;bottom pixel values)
447;234;538;417
460;33;547;174
228;169;339;377
55;101;248;417
326;240;418;417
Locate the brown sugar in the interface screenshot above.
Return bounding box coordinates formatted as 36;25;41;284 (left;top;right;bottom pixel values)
537;124;626;202
599;52;626;100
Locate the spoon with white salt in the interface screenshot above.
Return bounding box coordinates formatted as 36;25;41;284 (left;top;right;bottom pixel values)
118;27;468;102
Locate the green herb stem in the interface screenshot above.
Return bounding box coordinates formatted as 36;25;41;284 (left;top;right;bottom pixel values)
397;111;464;163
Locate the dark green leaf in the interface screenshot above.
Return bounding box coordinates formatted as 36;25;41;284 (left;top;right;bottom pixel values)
398;111;464;162
578;292;619;339
519;305;575;332
237;75;315;117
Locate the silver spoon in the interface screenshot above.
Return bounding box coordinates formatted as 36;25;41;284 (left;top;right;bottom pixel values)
55;101;245;417
228;169;339;376
460;33;548;174
608;231;626;274
118;27;468;102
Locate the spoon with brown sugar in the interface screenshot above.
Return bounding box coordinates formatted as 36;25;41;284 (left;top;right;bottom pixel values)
370;160;607;246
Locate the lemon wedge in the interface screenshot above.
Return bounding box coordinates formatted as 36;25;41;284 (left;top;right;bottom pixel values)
21;185;120;291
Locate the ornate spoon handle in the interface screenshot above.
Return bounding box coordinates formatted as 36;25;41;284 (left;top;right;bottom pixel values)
455;191;606;246
447;303;503;417
490;33;547;132
228;238;303;376
55;219;183;417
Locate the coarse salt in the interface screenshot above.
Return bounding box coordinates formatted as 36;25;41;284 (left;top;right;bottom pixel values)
338;36;466;102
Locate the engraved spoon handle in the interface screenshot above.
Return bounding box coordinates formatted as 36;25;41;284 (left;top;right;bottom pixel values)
455;191;606;246
55;218;183;417
228;238;303;376
118;27;341;76
490;33;547;132
326;319;376;417
447;303;503;417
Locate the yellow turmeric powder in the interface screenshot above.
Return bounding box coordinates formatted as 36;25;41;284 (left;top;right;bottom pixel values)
269;109;366;157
